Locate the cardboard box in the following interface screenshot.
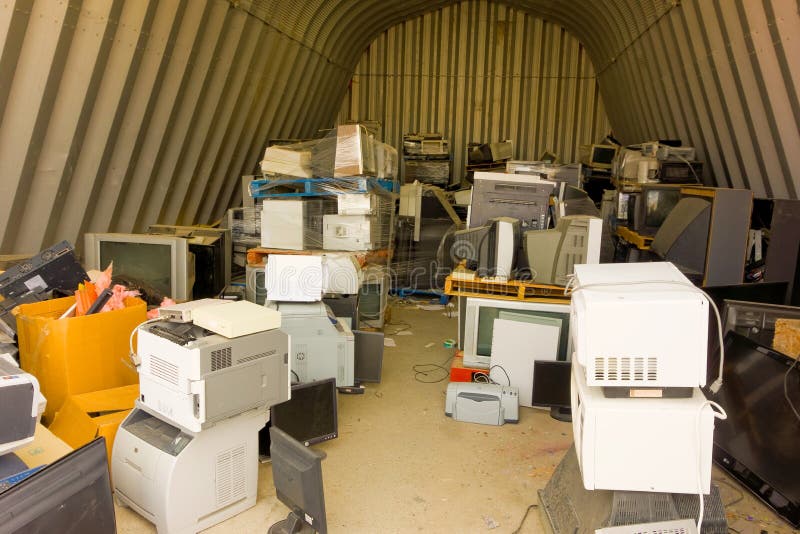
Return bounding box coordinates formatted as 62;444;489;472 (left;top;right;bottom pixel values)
48;384;138;468
13;423;72;469
16;296;145;424
334;124;375;177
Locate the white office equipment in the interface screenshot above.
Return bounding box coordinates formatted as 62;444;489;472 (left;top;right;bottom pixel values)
113;406;267;534
266;254;324;302
157;298;233;323
489;317;560;407
337;193;376;215
272;301;355;386
191;300;281;338
462;298;572;370
399;183;424;241
261;199;324;250
321;253;362;295
570;262;708;388
571;362;715;494
445;382;519;425
595;519;698;534
0;354;45;455
323;214;382;251
136;321;289;432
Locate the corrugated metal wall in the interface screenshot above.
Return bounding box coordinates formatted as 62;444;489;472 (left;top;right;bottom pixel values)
0;0;355;255
1;0;799;254
338;1;611;181
593;0;800;198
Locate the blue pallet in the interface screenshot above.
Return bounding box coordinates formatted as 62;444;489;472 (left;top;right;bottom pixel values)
391;288;449;305
251;176;398;198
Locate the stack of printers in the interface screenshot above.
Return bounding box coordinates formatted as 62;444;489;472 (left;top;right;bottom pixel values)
265;254;356;387
112;299;290;534
564;262;727;530
0;353;46;486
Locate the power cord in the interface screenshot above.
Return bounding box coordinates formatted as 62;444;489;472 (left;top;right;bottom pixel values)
128;317;162;367
413;353;455;383
696;400;728;532
473;365;512;387
511;504;538;534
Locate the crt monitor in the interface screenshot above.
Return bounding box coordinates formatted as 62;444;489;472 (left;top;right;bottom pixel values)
650;197;712;282
148;225;232;298
84;233;194;302
705;332;800;527
523;215;602;285
269;426;328;534
452;217;520;280
0;438;116;533
270;378;338;447
631;184;682;236
462;297;572;369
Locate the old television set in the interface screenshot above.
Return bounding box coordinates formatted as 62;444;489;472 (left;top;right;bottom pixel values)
0;438;116;533
628;184;682;236
705;332;800;527
269;426;328;534
452;217;520;280
270;378;338;447
84;233;194;301
462;297;572;369
523;215;601;285
581;144;617;170
148;224;232;298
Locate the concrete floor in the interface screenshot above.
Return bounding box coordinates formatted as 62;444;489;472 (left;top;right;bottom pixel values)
116;302;798;534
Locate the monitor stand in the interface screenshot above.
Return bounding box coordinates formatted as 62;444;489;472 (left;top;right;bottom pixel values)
269;512;317;534
549;406;572;422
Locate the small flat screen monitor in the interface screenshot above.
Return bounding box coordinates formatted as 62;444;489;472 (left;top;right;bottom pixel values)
705;332;800;527
84;233;193;301
0;438;116;533
531;360;571;408
269;426;327;534
271;378;338;447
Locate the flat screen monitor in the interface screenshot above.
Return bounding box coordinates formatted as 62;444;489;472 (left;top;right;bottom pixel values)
0;438;116;533
148;225;232;298
84;233;194;301
531;360;572;408
269;426;327;534
271;378;338;447
463;298;572;369
705;332;800;527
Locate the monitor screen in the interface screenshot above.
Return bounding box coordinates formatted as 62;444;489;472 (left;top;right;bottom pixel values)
269;426;327;534
591;146;616;166
706;332;800;527
0;438;116;533
99;240;173;297
271;378;338;447
644;188;681;229
354;330;384;383
531;360;572;408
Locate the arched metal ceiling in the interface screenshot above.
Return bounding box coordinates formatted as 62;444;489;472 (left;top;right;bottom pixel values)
0;0;797;254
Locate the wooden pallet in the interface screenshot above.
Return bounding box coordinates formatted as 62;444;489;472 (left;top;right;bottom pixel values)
444;274;570;302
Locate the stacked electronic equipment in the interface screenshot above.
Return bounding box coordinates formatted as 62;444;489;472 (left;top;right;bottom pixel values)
249;123;397;330
553;261;729;532
402;133;451;186
112;299;290;534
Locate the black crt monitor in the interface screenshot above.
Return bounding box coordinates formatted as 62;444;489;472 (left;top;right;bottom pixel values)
0;438;116;533
269;426;328;534
531;360;572;422
650;196;712;282
271;378;339;447
591;145;617;167
705;332;800;527
632;184;682;236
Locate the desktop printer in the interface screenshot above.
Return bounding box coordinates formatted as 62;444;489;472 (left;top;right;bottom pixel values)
0;354;45;455
136;320;290;432
570;262;708;389
269;301;355;386
445;382;519;426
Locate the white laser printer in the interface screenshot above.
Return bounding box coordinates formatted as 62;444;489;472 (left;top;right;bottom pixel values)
136;320;290;432
268;301;355;386
0;354;45;455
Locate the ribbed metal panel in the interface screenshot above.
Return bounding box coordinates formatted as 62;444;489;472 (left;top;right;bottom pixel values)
339;1;611;181
0;0;798;254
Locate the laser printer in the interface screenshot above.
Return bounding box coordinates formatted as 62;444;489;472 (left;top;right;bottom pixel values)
136;320;290;432
268;301;355;386
113;404;267;534
0;354;45;455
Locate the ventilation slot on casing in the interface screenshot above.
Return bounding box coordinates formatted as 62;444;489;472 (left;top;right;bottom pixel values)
237;352;267;365
594;357;658;383
150;356;179;386
211;347;232;371
215;444;247;507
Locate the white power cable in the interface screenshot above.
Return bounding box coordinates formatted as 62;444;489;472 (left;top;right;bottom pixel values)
696;400;727;532
128;318;161;367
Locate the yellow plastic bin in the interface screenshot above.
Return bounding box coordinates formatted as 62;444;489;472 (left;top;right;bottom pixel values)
15;296;145;424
